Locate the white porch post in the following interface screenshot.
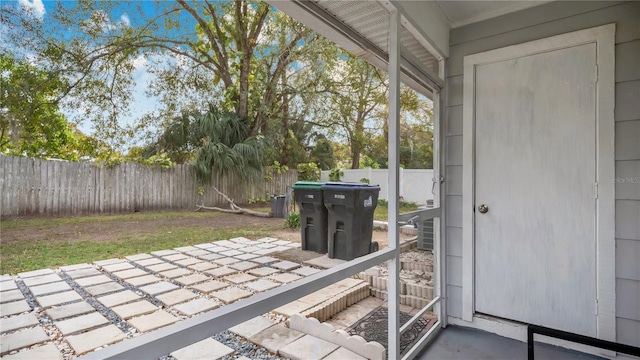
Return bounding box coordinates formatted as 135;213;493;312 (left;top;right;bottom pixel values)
387;8;401;360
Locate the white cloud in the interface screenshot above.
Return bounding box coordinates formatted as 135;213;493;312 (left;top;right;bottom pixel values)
18;0;46;20
120;14;130;27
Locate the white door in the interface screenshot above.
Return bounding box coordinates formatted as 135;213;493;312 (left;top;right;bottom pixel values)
473;42;597;336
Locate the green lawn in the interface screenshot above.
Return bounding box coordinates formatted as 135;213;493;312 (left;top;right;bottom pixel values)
374;201;419;221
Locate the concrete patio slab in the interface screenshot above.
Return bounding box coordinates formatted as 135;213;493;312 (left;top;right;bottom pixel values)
292;267;321;277
214;257;241;266
230;237;254;244
150;250;178;257
21;273;61;287
45;301;95;320
206;267;237;278
224;273;257;284
0;300;31;317
97;290;141;307
55;312;109;335
228;261;259;271
127;311;179;332
210;287;252;304
229;316;276;339
173;298;219;316
17;269;54;278
220;243;245;250
28;281;71;297
198;253;224;261
170;337;234;360
269;246;293;252
248;267;280;277
255;243;278;249
246;279;280;292
65;324;125;355
253;248;279;255
111;300;158;319
271;261;301;271
184;250;210;257
60;263;93;271
174;258;202;267
0;343;62;360
279;334;339;360
0;281;18;291
159;268;191;279
65;267;103;280
112;268;148;280
252;256;279;264
220;249;244;257
190;280;228;294
193;243;215;249
234;253;260;261
237;246;262;253
1;290;25;304
269;273;303;284
101;262;134;272
74;274;112;287
174;274;210;286
163;254;189;262
187;262;218;272
146;262;178;272
174;246;199;253
125;274;162;287
156;289;198;306
273;300;311;317
125;253;152;261
304;255;347;269
0;313;39;334
139;281;179;296
249;323;304;354
207;246;229;253
93;258;125;266
36;290;82;307
0;327;49;355
256;237;278;243
84;282;125;296
324;347;367;360
273;240;293;246
134;258;164;267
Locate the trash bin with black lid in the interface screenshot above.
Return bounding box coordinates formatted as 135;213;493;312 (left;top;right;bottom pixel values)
293;181;328;253
322;182;380;261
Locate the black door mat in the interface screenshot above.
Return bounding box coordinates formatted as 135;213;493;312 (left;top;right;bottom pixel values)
346;306;435;356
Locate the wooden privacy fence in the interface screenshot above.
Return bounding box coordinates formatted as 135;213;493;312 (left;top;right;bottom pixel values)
0;155;298;217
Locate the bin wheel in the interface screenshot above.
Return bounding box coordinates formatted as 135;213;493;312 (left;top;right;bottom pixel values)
369;242;379;253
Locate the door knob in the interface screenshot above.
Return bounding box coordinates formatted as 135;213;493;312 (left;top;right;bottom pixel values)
478;204;489;214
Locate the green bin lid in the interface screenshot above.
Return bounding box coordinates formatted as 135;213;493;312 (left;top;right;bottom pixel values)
293;181;325;190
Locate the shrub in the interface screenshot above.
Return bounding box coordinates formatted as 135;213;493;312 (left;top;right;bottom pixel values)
297;162;320;181
359;177;370;184
328;168;343;181
285;212;300;229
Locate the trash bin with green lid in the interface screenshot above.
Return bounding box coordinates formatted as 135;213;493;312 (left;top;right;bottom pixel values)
322;182;380;261
293;181;328;254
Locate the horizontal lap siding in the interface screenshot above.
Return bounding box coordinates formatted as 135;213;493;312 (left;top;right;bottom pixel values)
443;1;640;346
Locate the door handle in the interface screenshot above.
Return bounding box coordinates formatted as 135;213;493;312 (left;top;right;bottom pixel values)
478;204;489;214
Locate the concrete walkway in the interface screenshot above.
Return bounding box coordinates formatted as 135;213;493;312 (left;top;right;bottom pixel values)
0;237;375;359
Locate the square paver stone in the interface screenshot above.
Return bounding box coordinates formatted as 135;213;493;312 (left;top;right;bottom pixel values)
60;263;92;271
97;290;141;307
127;311;178;332
170;337;234;360
163;254;188;262
213;240;234;247
125;253;152;261
101;262;134;272
323;347;366;360
270;246;292;252
214;257;240;266
111;300;157;319
255;243;278;249
184;250;210;257
187;262;218;272
253;248;279;255
1;290;25;304
252;256;279;264
174;298;219;316
55;312;109;335
0;313;39;334
146;263;178;272
0;327;49;355
279;335;339;360
135;258;164;267
206;246;229;253
174;258;201;267
272;240;292;246
65;268;102;280
292;267;321;277
125;274;162;287
234;253;260;261
0;281;18;291
65;324;125;354
84;282;124;296
191;280;228;294
36;291;82;307
112;268;148;280
139;281;179;296
155;289;198;306
45;302;95;320
198;253;224;261
206;267;237;278
219;249;243;257
249;324;304;354
174;246;199;252
246;279;280;292
210;287;252;304
194;243;215;249
29;281;71;296
74;274;112;287
256;237;278;243
174;274;209;286
17;269;53;278
93;258;125;266
0;300;31;317
150;250;178;257
22;273;61;287
269;273;303;284
224;273;257;284
0;343;62;360
230;237;253;244
159;268;191;279
229;261;259;271
248;267;280;277
220;243;244;250
237;246;262;253
229;316;275;339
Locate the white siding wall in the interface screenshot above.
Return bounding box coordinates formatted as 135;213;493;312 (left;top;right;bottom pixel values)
443;1;640;346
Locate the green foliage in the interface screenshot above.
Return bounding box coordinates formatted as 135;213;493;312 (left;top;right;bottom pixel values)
248;192;271;204
285;212;301;229
309;134;335;170
378;199;388;207
373;200;419;221
329;168;344;182
297;162;321;181
359;178;370;184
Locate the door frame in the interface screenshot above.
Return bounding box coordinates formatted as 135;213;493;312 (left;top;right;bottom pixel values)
461;24;616;341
